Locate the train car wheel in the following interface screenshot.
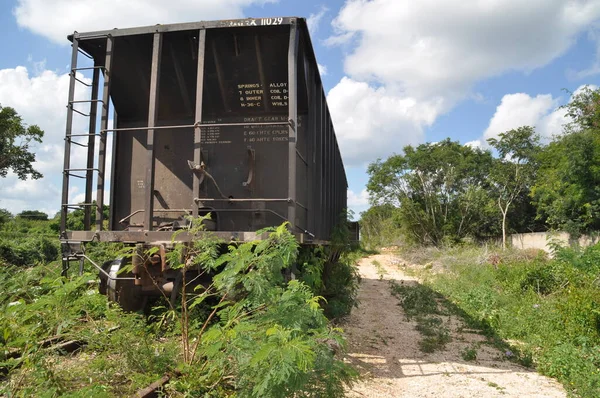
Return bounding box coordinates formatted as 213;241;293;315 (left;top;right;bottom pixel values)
105;259;147;312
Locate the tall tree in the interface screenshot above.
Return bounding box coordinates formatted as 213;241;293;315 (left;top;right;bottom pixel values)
532;86;600;236
17;210;48;221
487;126;540;249
367;139;495;246
0;105;44;180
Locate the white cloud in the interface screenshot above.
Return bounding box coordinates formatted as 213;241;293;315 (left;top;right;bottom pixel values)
329;0;600;100
0;66;114;216
483;85;600;144
307;6;328;35
347;188;369;208
14;0;275;44
347;188;369;218
317;63;328;76
483;92;571;143
325;0;600;167
0;171;61;216
464;140;482;149
327;77;442;165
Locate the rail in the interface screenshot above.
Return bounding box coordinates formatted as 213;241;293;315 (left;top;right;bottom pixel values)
101;120;294;133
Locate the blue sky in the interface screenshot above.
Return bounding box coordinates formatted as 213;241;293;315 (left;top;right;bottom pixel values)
0;0;599;218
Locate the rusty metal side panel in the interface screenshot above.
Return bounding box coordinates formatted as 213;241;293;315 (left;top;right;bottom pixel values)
72;18;347;242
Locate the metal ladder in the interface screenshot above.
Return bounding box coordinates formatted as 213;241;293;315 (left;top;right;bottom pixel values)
60;34;114;275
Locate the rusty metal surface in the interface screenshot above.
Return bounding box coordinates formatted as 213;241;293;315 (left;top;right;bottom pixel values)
62;17;348;245
64;230;294;244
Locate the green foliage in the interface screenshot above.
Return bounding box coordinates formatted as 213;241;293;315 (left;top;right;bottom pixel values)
0;104;44;180
318;249;361;319
17;210;48;221
461;345;478;361
359;204;403;249
530;86;600;237
0;214;60;267
390;281;452;353
163;221;357;397
1;221;359;397
0;236;58;266
415;244;600;397
0;208;12;225
366;139;498;246
61;202;110;231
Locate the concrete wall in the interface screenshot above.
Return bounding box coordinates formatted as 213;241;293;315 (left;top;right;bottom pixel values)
511;232;600;254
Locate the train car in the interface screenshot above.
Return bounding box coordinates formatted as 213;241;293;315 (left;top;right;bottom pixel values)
60;17;348;309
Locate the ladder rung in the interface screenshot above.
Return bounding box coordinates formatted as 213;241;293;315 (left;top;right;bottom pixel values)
63;203;96;208
67;133;101;137
72;66;105;72
69;99;105;104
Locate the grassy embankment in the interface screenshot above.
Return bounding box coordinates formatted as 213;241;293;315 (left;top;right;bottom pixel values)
394;243;600;397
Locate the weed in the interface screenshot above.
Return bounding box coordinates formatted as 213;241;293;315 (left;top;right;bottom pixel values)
461;346;478;361
372;260;386;280
419;328;451;353
1;220;360;397
390;281;445;319
390;281;452;353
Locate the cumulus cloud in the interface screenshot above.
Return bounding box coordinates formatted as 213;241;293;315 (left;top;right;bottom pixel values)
483;85;599;144
317;63;328;76
483;93;564;141
347;188;369;208
347;188;369;217
328;77;441;165
324;0;600;165
0;66;114;216
330;0;600;99
14;0;275;44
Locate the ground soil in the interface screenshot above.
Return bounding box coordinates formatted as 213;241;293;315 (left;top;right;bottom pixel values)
343;253;567;398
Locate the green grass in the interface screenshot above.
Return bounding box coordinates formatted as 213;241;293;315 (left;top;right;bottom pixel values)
404;243;600;398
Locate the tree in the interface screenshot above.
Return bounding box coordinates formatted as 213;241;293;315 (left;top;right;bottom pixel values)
0;208;12;225
532;86;600;236
17;210;48;221
359;204;401;249
0;105;44;180
487;126;540;249
367;139;496;246
65;201;110;230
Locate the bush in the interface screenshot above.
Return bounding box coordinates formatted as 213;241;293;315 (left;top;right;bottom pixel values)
0;236;58;266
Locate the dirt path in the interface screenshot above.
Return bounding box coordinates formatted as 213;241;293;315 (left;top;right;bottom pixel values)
344;253;566;398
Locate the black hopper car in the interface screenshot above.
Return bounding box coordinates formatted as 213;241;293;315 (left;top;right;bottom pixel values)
60;17;351;309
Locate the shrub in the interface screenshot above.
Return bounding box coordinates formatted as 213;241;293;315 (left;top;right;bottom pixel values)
0;236;58;266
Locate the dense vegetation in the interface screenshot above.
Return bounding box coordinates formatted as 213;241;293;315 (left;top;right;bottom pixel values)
0;217;360;396
363;86;600;248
